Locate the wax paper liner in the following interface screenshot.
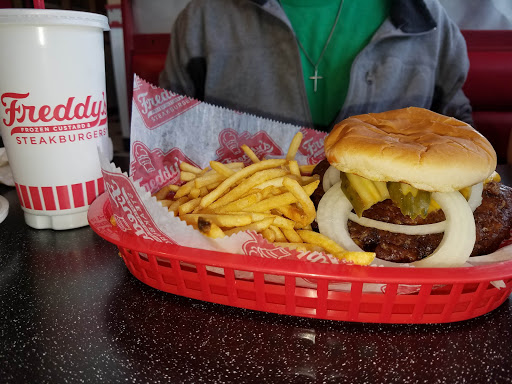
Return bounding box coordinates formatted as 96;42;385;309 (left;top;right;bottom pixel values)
99;75;512;294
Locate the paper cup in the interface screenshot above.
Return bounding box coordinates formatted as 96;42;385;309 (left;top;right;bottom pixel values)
0;9;110;230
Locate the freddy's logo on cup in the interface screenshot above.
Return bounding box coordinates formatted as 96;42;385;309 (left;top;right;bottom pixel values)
1;91;108;145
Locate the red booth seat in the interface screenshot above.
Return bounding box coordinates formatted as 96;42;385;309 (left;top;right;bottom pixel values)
462;30;512;163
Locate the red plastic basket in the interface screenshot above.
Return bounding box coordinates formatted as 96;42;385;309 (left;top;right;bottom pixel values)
88;193;512;324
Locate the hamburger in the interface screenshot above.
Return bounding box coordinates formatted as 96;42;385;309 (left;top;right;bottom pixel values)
313;107;512;267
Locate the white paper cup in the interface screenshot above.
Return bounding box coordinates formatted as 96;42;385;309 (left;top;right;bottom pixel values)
0;9;110;230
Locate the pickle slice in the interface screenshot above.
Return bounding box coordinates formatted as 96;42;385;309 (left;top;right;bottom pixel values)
340;172;389;217
459;186;472;201
388;182;431;219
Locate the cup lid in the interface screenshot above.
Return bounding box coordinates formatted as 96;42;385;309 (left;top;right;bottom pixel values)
0;9;109;31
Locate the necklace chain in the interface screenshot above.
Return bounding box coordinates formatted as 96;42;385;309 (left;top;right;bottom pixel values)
280;0;344;92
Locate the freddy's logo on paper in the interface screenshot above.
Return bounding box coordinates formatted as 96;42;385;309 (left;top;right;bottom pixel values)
216;128;283;165
130;141;199;193
103;169;175;244
132;76;200;130
242;232;296;259
1;91;108;145
298;127;327;165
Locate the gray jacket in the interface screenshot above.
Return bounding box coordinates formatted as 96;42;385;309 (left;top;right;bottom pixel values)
159;0;473;131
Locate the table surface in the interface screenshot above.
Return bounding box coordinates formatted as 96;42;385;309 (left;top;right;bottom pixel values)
1;162;512;384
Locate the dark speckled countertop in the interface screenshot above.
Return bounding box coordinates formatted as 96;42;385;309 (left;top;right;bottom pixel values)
1;164;512;384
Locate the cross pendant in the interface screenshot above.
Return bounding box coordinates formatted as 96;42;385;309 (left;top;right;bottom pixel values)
309;67;323;93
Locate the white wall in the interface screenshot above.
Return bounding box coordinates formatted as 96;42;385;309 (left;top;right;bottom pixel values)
132;0;191;34
439;0;512;30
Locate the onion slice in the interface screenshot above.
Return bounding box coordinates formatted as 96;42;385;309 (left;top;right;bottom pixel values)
467;182;483;212
317;182;476;268
411;191;475;267
317;182;362;253
322;166;341;193
347;212;446;235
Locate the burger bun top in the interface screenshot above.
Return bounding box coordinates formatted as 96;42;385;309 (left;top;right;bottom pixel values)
324;107;497;192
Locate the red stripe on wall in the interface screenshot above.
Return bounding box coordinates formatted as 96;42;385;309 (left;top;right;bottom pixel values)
29;186;43;210
42;187;57;210
19;185;32;209
86;180;96;205
56;185;71;210
71;183;85;208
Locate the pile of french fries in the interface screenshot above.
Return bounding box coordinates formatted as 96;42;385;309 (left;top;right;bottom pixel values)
152;132;374;265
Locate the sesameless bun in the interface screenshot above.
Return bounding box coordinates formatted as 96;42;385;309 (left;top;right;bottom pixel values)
324;107;497;192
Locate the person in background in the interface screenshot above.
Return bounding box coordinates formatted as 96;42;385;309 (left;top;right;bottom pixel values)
159;0;473;132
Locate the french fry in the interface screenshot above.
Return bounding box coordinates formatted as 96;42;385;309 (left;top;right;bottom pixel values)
243;192;295;213
206;181;222;191
341;252;377;266
297;230;347;257
286;131;303;160
301;174;320;185
273;242;324;253
262;228;276;243
299;164;316;175
298;180;320;196
153;184;179;200
215;192;263;213
168;196;190;215
275;205;307;226
158;199;175;208
194;171;226;189
174;180;195;199
270;215;296;230
180;171;197;182
288;160;301;177
210;161;236;178
241;144;260;163
190;188;201;199
201;158;287;208
182;213;253;228
282;227;303;243
297;230;375;266
197;218;226;238
180;162;203;175
283;177;317;226
297;230;346;255
260;185;279;199
252;175;300;190
178;197;201;216
242;180;318;213
205;165;288;209
244;212;272;222
269;225;287;242
225;162;245;169
223;217;275;236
